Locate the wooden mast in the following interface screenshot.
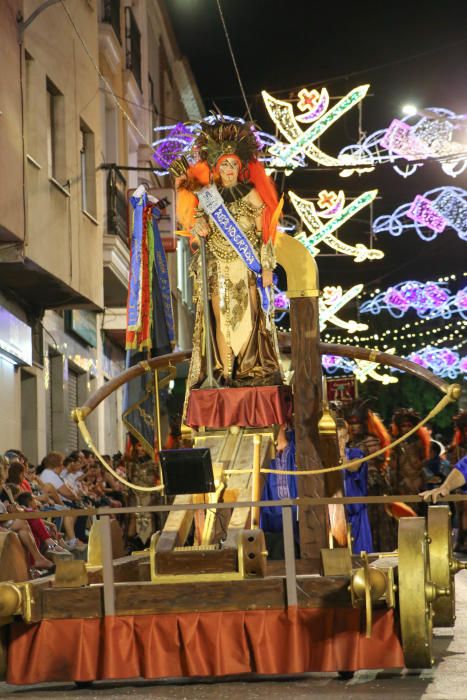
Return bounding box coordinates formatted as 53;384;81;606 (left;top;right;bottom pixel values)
275;232;328;570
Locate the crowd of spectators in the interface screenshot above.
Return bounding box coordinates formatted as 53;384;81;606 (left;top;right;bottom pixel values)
0;448;129;577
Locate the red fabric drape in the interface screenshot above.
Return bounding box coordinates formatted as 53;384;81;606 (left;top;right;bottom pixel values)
7;608;404;684
186;386;293;429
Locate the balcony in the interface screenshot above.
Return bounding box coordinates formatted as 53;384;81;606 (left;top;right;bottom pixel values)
103;166;129;307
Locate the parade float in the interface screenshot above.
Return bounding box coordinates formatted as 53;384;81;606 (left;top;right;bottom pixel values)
0;114;464;685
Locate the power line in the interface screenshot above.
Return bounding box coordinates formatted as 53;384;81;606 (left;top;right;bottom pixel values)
204;36;467;101
60;0;156;156
215;0;253;121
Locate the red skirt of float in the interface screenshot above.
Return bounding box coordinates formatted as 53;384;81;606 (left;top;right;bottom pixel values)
7;607;403;684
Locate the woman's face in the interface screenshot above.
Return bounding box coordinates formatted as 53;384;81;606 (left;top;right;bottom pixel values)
218;157;240;187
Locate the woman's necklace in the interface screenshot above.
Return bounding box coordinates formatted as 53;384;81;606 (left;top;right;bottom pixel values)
218;182;253;203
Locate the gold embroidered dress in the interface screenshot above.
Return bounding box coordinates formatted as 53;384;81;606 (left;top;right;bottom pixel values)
187;187;281;391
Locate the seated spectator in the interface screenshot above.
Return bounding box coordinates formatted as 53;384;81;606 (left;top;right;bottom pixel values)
38;452;87;550
0;454;53;571
7;460;32;494
15;492;69;556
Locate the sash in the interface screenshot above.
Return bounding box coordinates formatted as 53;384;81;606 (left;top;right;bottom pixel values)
197;185;270;313
127;195;144;332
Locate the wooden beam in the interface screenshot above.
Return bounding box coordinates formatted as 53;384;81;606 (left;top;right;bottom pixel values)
290;297;327;569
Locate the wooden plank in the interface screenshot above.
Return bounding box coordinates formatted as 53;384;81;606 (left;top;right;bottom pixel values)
224;432;274;548
156;494;193;553
295;576;353;608
41;586;102;619
115;578;285;615
87;555;148;584
156;547;237;575
290;297;327;569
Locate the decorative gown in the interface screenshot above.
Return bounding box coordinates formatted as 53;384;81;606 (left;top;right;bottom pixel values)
186;186;282;394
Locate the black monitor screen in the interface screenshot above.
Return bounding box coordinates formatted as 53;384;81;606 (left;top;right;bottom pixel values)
159;448;215;496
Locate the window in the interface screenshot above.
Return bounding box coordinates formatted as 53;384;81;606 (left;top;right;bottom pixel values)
80;120;97;217
102;0;121;42
46;78;66;184
148;74;158;133
125;7;141;89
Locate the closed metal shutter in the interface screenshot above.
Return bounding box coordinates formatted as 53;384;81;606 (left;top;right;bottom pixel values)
67;369;79;451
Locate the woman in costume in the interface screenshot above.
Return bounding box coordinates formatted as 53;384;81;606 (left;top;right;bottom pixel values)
336;413;373;554
345;400;396;552
389;408;430;509
173;118;282;391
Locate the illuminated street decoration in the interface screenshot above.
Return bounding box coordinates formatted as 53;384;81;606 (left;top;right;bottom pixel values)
360;281;467;320
403;346;466;380
373;186;467;241
296;88;330;123
151;119;306;175
262;84;369;169
322;349;399;385
274;283;368;334
319;285;368;332
338;108;467;179
289;189;383;260
324;346;466;380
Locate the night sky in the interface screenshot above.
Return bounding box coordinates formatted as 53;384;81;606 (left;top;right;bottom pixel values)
165;0;467;296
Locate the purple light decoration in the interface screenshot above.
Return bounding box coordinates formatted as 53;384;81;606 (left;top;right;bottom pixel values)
379;119;428;159
404;346;464;379
373;186;467;242
152;122;195;169
339;107;467;179
360;281;466;320
274;291;289;310
407;195;446;233
456;288;467;311
322;347;466;379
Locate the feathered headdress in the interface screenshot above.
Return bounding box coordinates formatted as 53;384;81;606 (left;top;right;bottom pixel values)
194;118;260;167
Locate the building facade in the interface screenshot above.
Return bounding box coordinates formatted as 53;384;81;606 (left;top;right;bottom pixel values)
0;0;203;461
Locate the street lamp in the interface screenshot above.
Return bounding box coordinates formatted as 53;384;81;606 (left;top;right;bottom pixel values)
401;104;418;117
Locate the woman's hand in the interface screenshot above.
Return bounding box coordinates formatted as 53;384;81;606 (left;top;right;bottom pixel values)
262;269;273;288
191;220;210;239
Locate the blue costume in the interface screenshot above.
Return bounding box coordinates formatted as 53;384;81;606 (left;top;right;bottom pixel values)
343;447;373;554
455;455;467;490
260;431;299;544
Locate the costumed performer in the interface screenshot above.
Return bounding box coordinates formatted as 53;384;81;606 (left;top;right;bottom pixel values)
336;412;373;554
172;117;283;392
389;408;430;508
345;400;396;552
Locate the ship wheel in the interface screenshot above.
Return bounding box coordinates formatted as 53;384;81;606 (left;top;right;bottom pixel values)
428;505;467;627
398;517;449;668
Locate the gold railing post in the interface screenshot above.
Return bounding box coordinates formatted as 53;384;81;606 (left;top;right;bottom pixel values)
251;434;262;528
